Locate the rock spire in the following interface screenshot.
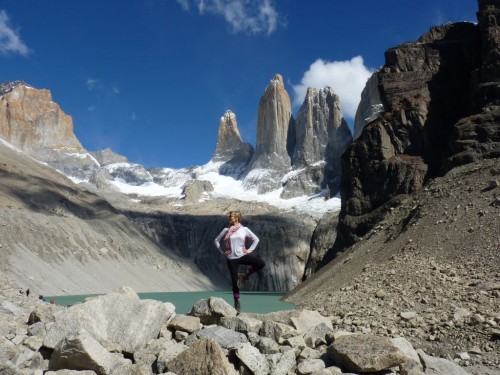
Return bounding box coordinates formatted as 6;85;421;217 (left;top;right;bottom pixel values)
212;110;254;176
213;110;245;162
243;74;294;193
281;86;352;198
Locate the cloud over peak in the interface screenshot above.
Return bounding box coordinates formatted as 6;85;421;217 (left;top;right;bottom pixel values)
292;56;373;120
0;10;29;56
177;0;281;35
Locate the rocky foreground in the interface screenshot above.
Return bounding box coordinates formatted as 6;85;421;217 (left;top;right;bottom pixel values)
286;159;500;375
0;275;486;375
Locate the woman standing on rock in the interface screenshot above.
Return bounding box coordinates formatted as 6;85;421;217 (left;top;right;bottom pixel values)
214;211;265;313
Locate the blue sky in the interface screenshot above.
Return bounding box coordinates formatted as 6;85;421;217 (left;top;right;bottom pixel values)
1;0;477;168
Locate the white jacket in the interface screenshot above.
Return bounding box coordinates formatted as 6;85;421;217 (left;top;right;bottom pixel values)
214;226;260;259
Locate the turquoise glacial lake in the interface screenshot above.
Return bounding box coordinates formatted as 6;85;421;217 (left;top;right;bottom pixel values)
47;291;295;314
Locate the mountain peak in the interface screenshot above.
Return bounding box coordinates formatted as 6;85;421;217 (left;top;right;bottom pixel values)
0;80;29;97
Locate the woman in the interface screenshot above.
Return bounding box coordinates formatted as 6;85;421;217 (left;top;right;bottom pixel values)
214;211;265;313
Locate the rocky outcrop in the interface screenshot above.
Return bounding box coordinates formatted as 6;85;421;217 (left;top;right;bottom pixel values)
286;156;500;373
353;72;384;140
0;82;99;179
103;162;154;186
90;148;128;166
212;110;254;177
447;0;500;167
243;74;294;193
329;21;483;249
181;179;214;202
43;287;175;352
281;87;352;199
0;283;478;374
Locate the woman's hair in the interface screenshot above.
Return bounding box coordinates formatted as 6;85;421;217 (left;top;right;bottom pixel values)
228;211;242;222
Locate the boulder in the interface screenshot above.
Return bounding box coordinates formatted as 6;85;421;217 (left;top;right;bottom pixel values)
234;342;270;375
220;314;263;334
164;338;238;375
189;297;237;325
167;314;201;334
296;358;326;375
417;349;471;375
303;323;334;348
327;334;406;373
191;325;248;350
156;341;189;373
259;320;299;343
181;180;214;203
267;350;297;375
48;329;131;375
290;310;333;334
43;287;175;353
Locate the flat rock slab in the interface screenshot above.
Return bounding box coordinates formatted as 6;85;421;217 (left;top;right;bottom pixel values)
327;334;406;373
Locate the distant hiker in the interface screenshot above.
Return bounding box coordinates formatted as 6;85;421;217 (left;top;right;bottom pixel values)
214;210;265;313
50;299;55;305
26;289;30;297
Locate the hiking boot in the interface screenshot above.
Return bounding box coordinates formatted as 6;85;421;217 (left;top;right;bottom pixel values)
234;299;241;313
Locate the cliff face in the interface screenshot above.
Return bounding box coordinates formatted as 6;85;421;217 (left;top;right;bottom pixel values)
243;74;294;193
127;203;318;292
0;82;99;179
327;1;499;255
353;72;384;141
281;87;351;198
0;83;82;153
447;0;500;167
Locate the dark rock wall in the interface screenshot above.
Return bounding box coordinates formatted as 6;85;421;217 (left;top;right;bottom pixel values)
322;1;499;263
128;212;317;292
447;0;500;167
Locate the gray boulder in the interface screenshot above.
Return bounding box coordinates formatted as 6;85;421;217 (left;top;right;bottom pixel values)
181;180;214;203
417;349;471;375
220;314;263;334
189;297;237;325
164;338;238;375
156;341;189;373
167;314;201;334
192;325;248;350
267;350;297;375
327;334;406;373
259;320;299;343
43;287;175;353
234;342;270;375
48;329;131;375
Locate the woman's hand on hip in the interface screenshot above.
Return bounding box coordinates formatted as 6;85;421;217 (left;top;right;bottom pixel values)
224;249;231;257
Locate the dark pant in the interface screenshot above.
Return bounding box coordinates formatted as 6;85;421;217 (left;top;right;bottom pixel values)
226;254;265;299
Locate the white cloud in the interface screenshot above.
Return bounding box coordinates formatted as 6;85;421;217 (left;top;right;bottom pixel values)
0;10;29;56
179;0;280;35
86;78;99;91
86;78;120;96
176;0;190;11
292;56;373;119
